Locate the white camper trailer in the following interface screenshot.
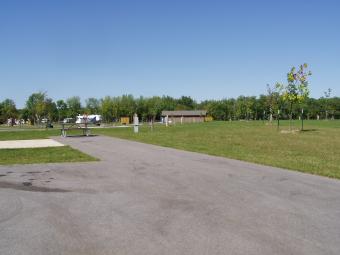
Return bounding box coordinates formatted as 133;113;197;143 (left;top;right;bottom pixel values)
76;115;102;125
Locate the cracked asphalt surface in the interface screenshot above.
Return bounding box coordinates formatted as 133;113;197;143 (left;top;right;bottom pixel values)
1;135;340;255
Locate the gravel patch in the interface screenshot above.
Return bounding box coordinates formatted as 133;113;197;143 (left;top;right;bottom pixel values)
0;139;64;149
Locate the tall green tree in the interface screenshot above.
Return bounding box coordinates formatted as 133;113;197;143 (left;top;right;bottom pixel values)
0;99;17;124
85;97;101;114
56;100;68;121
161;96;177;111
203;100;228;120
25;92;47;125
146;96;163;122
136;96;148;122
18;108;30;122
101;96;114;122
44;98;58;122
66;96;82;117
176;96;196;110
120;95;136;119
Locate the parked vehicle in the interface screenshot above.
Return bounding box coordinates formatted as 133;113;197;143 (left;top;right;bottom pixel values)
63;118;75;124
76;115;102;125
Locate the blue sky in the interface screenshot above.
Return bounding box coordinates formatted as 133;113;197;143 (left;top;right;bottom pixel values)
1;0;339;107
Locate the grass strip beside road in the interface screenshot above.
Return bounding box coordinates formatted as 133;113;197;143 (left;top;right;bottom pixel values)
0;146;98;165
0;130;59;140
0;129;93;141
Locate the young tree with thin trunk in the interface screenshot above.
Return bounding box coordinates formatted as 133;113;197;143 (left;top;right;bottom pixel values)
280;63;312;130
266;84;282;123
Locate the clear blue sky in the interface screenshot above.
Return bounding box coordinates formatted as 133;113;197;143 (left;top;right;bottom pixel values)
1;0;339;107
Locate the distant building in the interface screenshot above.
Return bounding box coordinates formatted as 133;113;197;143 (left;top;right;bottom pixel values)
161;110;207;124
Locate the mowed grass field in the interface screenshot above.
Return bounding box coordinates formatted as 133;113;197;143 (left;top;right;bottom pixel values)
94;120;340;179
0;146;97;165
0;129;97;165
0;129;58;140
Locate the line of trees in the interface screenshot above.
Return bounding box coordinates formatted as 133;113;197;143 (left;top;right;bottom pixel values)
1;92;339;125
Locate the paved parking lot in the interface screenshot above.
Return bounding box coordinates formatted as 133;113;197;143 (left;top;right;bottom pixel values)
1;135;340;255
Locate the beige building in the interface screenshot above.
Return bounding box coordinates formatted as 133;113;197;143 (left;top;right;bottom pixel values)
161;110;207;124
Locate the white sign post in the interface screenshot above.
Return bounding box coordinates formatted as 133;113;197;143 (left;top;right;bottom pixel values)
133;113;139;133
165;115;169;127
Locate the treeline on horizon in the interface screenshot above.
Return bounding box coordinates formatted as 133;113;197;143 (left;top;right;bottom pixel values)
0;92;340;124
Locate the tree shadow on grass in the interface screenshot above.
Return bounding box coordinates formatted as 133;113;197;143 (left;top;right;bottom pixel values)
61;134;98;138
280;129;318;134
301;129;318;132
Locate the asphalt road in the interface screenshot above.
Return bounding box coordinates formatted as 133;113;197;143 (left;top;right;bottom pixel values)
1;135;340;255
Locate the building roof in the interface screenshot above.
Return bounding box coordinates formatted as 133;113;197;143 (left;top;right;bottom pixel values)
161;110;207;116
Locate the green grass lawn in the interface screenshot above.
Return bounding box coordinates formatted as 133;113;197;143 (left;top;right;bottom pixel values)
0;128;97;165
0;129;59;140
0;128;93;141
0;146;97;165
0;125;99;141
93;120;340;179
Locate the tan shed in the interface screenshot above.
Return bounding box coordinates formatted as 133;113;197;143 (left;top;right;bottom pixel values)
161;110;207;124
